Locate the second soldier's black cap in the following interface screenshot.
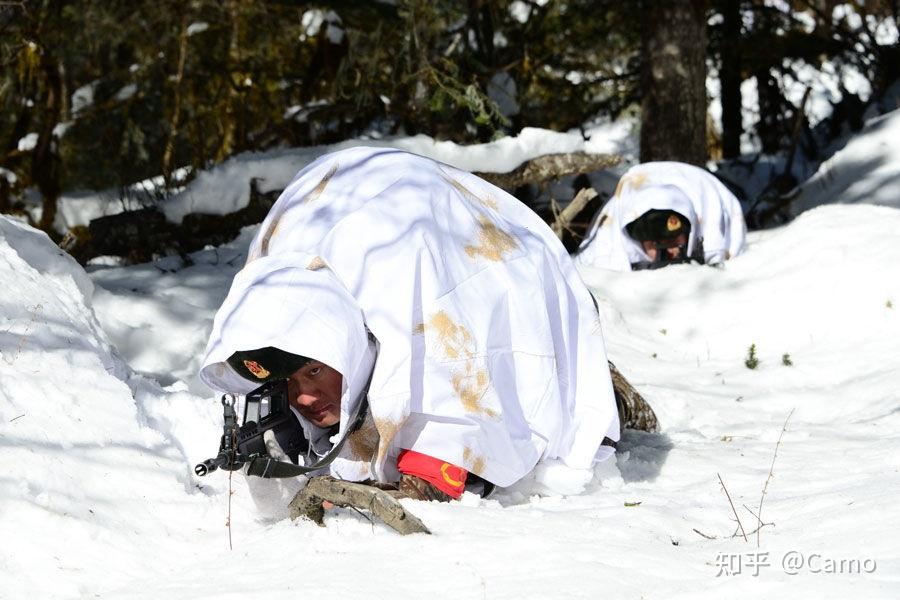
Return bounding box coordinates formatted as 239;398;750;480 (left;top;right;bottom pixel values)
625;209;689;242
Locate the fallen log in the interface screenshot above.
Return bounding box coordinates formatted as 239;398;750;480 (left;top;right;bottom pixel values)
475;151;620;190
60;178;280;265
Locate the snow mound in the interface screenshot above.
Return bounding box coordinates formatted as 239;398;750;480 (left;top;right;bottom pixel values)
0;217;220;599
583;204;900;431
791;106;900;215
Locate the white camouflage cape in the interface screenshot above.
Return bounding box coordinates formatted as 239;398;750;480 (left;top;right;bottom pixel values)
200;146;619;489
575;161;747;271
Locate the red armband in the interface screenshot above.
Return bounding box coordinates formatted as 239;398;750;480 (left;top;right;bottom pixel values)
397;449;468;499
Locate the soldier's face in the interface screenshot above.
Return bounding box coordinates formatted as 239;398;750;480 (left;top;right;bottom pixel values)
641;232;688;261
287;360;343;427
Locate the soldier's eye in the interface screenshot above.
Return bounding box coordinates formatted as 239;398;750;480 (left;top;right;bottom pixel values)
308;366;321;376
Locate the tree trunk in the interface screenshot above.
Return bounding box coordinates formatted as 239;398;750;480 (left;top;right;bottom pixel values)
0;179;10;214
162;12;190;187
639;0;709;166
467;0;495;66
216;0;246;163
718;0;743;159
751;6;784;155
34;53;64;233
755;66;783;154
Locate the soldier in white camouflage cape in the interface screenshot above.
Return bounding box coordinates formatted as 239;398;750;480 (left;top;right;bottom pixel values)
576;161;747;271
200;146;620;509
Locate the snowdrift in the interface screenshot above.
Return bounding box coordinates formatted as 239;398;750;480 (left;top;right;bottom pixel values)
0;216;222;599
791;105;900;215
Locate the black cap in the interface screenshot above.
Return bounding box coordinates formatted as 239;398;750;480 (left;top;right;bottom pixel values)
625;209;690;243
226;346;311;384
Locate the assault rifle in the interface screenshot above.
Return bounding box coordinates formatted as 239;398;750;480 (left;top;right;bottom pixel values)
194;379;308;477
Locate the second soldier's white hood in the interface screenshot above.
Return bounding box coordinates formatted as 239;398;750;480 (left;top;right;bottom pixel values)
576;161;747;271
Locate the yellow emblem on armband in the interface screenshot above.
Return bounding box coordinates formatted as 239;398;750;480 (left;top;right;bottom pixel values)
440;462;465;488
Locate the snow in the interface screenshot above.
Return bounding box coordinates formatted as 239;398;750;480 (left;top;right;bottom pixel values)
71;82;96;115
3;111;900;598
299;9;343;43
187;22;209;36
509;1;532;24
114;83;138;102
791;106;900;213
17;133;38;152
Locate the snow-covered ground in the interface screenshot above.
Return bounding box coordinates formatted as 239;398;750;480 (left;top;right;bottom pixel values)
3;117;900;598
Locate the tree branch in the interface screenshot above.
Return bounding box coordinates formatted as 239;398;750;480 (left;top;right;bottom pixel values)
551;186;598;239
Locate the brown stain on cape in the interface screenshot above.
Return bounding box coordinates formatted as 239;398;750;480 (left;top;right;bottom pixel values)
374;416;404;466
444;175;499;210
420;311;497;419
452;369;495;418
614;172;650;198
464;216;518;262
463;447;486;477
307;256;327;271
346;414;379;462
254;163;339;259
426;311;473;360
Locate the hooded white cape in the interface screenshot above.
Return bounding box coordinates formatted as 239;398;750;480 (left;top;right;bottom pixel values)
200;146;619;488
575;161;747;271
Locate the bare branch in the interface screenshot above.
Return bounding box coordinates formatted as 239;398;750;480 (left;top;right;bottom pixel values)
551;186;598;240
718;472;748;542
733;522;774;538
756;408;795;547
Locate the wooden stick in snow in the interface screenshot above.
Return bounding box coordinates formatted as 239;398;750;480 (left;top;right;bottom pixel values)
289;476;431;535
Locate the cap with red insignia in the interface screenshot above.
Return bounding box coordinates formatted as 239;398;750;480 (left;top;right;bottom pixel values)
226;346;312;384
625;209;689;243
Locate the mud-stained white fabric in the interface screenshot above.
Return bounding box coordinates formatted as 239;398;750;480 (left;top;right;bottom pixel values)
200;146;619;488
575;161;747;271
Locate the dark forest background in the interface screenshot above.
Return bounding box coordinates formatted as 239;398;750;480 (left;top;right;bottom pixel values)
1;0;898;241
